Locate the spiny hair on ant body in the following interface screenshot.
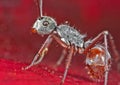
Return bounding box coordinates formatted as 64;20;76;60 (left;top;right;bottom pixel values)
33;16;86;48
23;0;120;85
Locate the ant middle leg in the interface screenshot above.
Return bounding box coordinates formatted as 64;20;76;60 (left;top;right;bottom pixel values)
54;49;67;69
60;46;74;85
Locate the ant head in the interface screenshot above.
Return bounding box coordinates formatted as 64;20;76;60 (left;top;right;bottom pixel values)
32;16;57;35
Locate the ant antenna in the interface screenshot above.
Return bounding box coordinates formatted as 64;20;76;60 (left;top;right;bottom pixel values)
39;0;43;17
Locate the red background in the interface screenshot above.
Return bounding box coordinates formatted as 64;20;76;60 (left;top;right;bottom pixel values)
0;0;120;85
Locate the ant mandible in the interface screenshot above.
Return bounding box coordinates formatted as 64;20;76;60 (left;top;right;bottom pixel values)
23;0;120;85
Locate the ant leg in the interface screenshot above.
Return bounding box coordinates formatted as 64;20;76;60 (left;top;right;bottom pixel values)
54;49;67;69
23;35;53;70
23;34;68;70
84;31;120;62
52;34;69;49
84;31;108;54
32;48;48;65
84;31;120;71
109;34;119;61
60;46;74;85
108;34;120;72
104;33;111;85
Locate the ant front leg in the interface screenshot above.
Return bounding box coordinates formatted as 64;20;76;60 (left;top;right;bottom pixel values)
23;35;53;70
23;34;68;70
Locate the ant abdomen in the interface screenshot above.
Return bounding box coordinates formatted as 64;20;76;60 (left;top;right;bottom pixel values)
85;45;111;79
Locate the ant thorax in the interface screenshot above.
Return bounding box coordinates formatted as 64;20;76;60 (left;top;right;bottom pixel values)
56;24;86;48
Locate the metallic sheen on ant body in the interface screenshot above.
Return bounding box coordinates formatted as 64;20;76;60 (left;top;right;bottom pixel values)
23;0;120;85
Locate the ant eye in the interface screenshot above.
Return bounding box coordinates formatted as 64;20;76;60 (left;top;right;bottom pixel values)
43;21;49;26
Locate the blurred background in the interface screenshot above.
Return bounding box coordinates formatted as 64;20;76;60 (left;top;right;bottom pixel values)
0;0;120;80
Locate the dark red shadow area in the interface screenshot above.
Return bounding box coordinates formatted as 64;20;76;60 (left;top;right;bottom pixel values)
0;0;120;85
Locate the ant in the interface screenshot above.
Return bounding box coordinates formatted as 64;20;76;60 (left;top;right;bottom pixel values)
23;0;120;85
